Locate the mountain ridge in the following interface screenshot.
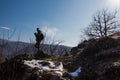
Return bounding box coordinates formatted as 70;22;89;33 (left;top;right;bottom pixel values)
0;39;71;61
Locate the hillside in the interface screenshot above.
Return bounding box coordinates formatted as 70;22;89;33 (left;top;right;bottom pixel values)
69;34;120;80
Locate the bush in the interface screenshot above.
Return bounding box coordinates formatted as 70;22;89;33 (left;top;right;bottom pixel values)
0;59;25;80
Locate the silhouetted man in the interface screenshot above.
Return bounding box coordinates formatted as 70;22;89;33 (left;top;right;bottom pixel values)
34;28;44;50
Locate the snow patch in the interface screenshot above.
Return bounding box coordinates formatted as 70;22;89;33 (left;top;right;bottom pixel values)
69;67;81;77
24;60;63;75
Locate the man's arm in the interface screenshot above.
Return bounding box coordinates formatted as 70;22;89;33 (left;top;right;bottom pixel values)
34;32;37;36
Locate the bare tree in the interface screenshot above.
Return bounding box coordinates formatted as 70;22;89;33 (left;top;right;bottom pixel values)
0;28;16;62
14;32;21;56
40;35;64;55
49;40;63;55
38;27;65;56
84;9;119;38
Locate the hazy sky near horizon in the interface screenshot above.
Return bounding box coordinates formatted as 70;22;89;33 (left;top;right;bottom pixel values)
0;0;120;47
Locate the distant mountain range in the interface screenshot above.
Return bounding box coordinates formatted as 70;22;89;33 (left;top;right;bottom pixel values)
0;39;71;60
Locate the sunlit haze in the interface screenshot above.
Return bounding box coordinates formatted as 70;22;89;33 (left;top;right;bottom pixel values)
107;0;120;9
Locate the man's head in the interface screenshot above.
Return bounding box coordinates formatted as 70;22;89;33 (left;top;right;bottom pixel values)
37;28;39;31
37;28;41;33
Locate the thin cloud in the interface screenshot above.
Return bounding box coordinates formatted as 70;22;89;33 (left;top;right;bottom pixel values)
41;26;58;38
0;26;10;30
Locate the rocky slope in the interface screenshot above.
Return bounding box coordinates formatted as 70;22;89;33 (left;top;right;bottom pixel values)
70;36;120;80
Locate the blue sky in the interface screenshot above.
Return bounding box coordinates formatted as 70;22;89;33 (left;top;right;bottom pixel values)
0;0;120;47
